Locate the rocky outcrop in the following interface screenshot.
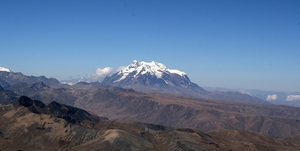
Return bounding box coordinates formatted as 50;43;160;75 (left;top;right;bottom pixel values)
13;96;105;124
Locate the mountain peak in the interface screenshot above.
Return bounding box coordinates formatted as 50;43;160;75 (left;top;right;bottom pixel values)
0;67;10;72
115;60;186;83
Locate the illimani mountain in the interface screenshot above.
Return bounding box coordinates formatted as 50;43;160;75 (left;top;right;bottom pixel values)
102;60;208;96
102;60;269;104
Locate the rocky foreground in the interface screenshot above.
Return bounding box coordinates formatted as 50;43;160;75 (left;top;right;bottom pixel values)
0;96;299;151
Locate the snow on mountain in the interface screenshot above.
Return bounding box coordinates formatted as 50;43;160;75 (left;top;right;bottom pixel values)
101;60;208;96
0;67;10;72
114;60;186;83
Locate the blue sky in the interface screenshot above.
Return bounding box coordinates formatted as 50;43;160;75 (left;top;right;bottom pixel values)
1;0;299;92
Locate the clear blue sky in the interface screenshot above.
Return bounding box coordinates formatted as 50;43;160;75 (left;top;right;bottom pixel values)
1;0;299;92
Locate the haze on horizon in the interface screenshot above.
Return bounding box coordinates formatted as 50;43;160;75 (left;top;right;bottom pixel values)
1;0;299;92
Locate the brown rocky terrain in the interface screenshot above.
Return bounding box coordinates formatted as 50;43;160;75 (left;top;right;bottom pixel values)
2;82;300;139
74;87;300;138
207;129;300;151
0;96;299;151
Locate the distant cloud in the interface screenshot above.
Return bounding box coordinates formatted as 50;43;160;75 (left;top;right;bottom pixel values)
266;94;277;101
239;90;252;96
286;95;300;101
89;66;125;82
88;67;114;82
94;67;114;77
62;66;125;84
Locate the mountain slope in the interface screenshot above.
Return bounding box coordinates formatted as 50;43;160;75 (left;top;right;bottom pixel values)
0;71;60;87
75;86;300;138
0;85;17;104
0;97;106;151
206;91;271;104
7;82;76;106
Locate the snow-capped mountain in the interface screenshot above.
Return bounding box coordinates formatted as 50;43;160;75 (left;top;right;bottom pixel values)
0;67;10;72
102;60;207;96
114;60;186;83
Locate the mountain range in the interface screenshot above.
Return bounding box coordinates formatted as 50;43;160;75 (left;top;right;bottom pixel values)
0;69;60;87
1;61;269;105
1;63;300;150
1;73;300;138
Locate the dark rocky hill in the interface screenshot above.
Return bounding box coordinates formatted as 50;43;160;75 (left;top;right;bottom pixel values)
13;96;104;124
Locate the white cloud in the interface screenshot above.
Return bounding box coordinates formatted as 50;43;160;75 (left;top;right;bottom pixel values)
94;67;114;77
266;94;277;101
286;95;300;101
239;90;252;96
61;66;124;84
88;67;114;82
87;66;125;82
